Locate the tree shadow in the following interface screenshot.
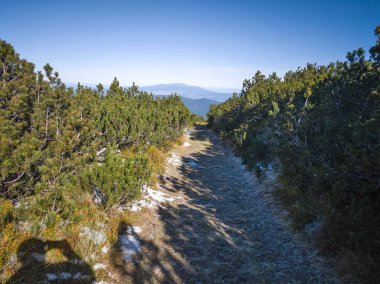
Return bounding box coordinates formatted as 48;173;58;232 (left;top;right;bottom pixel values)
109;126;330;283
109;221;196;283
7;238;95;283
155;128;262;283
109;127;262;283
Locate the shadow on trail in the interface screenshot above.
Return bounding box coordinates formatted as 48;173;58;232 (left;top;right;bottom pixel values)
7;238;95;283
155;126;261;283
110;125;263;283
109;220;196;284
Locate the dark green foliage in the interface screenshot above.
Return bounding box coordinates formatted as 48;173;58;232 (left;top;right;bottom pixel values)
81;150;151;209
0;40;191;208
208;26;380;281
0;40;37;198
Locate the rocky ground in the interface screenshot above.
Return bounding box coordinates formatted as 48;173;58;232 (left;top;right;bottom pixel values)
110;126;338;284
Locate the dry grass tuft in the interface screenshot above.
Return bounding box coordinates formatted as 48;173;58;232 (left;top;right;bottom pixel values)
146;145;166;175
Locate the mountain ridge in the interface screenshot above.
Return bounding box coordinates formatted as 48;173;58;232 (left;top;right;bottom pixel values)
65;82;229;117
66;82;232;102
139;83;231;101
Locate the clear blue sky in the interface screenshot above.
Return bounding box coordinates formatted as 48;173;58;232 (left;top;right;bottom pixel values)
1;0;379;89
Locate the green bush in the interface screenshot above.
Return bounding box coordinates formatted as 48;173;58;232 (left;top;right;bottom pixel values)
0;37;191;282
81;150;151;209
207;26;380;281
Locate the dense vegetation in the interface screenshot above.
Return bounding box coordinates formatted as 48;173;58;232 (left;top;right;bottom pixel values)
0;39;191;280
208;27;380;281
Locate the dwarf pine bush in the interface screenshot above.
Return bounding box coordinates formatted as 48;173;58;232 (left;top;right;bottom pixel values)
207;26;380;281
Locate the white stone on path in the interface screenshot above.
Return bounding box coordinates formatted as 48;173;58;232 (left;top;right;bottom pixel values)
93;263;107;270
167;153;182;166
127;226;142;234
101;246;108;254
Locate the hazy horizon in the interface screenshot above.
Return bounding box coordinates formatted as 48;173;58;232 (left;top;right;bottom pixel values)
65;81;240;93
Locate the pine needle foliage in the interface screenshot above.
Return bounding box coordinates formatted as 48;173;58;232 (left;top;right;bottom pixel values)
207;26;380;282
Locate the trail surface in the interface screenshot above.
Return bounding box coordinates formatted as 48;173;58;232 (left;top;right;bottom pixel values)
112;126;337;283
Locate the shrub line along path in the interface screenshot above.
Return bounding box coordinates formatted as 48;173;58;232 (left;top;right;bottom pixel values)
112;126;338;283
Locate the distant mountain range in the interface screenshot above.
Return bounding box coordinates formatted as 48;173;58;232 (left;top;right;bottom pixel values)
178;97;219;117
65;82;235;117
140;83;232;102
140;83;232;117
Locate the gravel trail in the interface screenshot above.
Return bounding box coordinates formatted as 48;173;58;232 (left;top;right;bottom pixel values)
112;126;338;283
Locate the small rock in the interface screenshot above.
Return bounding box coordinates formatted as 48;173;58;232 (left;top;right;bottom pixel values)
93;263;107;270
167;153;182;166
80;227;106;245
46;274;58;281
127;226;142;234
101;246;109;254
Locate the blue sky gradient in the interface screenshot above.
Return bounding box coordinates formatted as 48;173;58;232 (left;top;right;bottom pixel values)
1;0;379;88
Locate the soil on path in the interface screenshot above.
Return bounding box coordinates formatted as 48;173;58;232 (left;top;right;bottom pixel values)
111;126;338;284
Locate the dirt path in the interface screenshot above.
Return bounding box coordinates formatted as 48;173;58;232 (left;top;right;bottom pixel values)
112;126;338;283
